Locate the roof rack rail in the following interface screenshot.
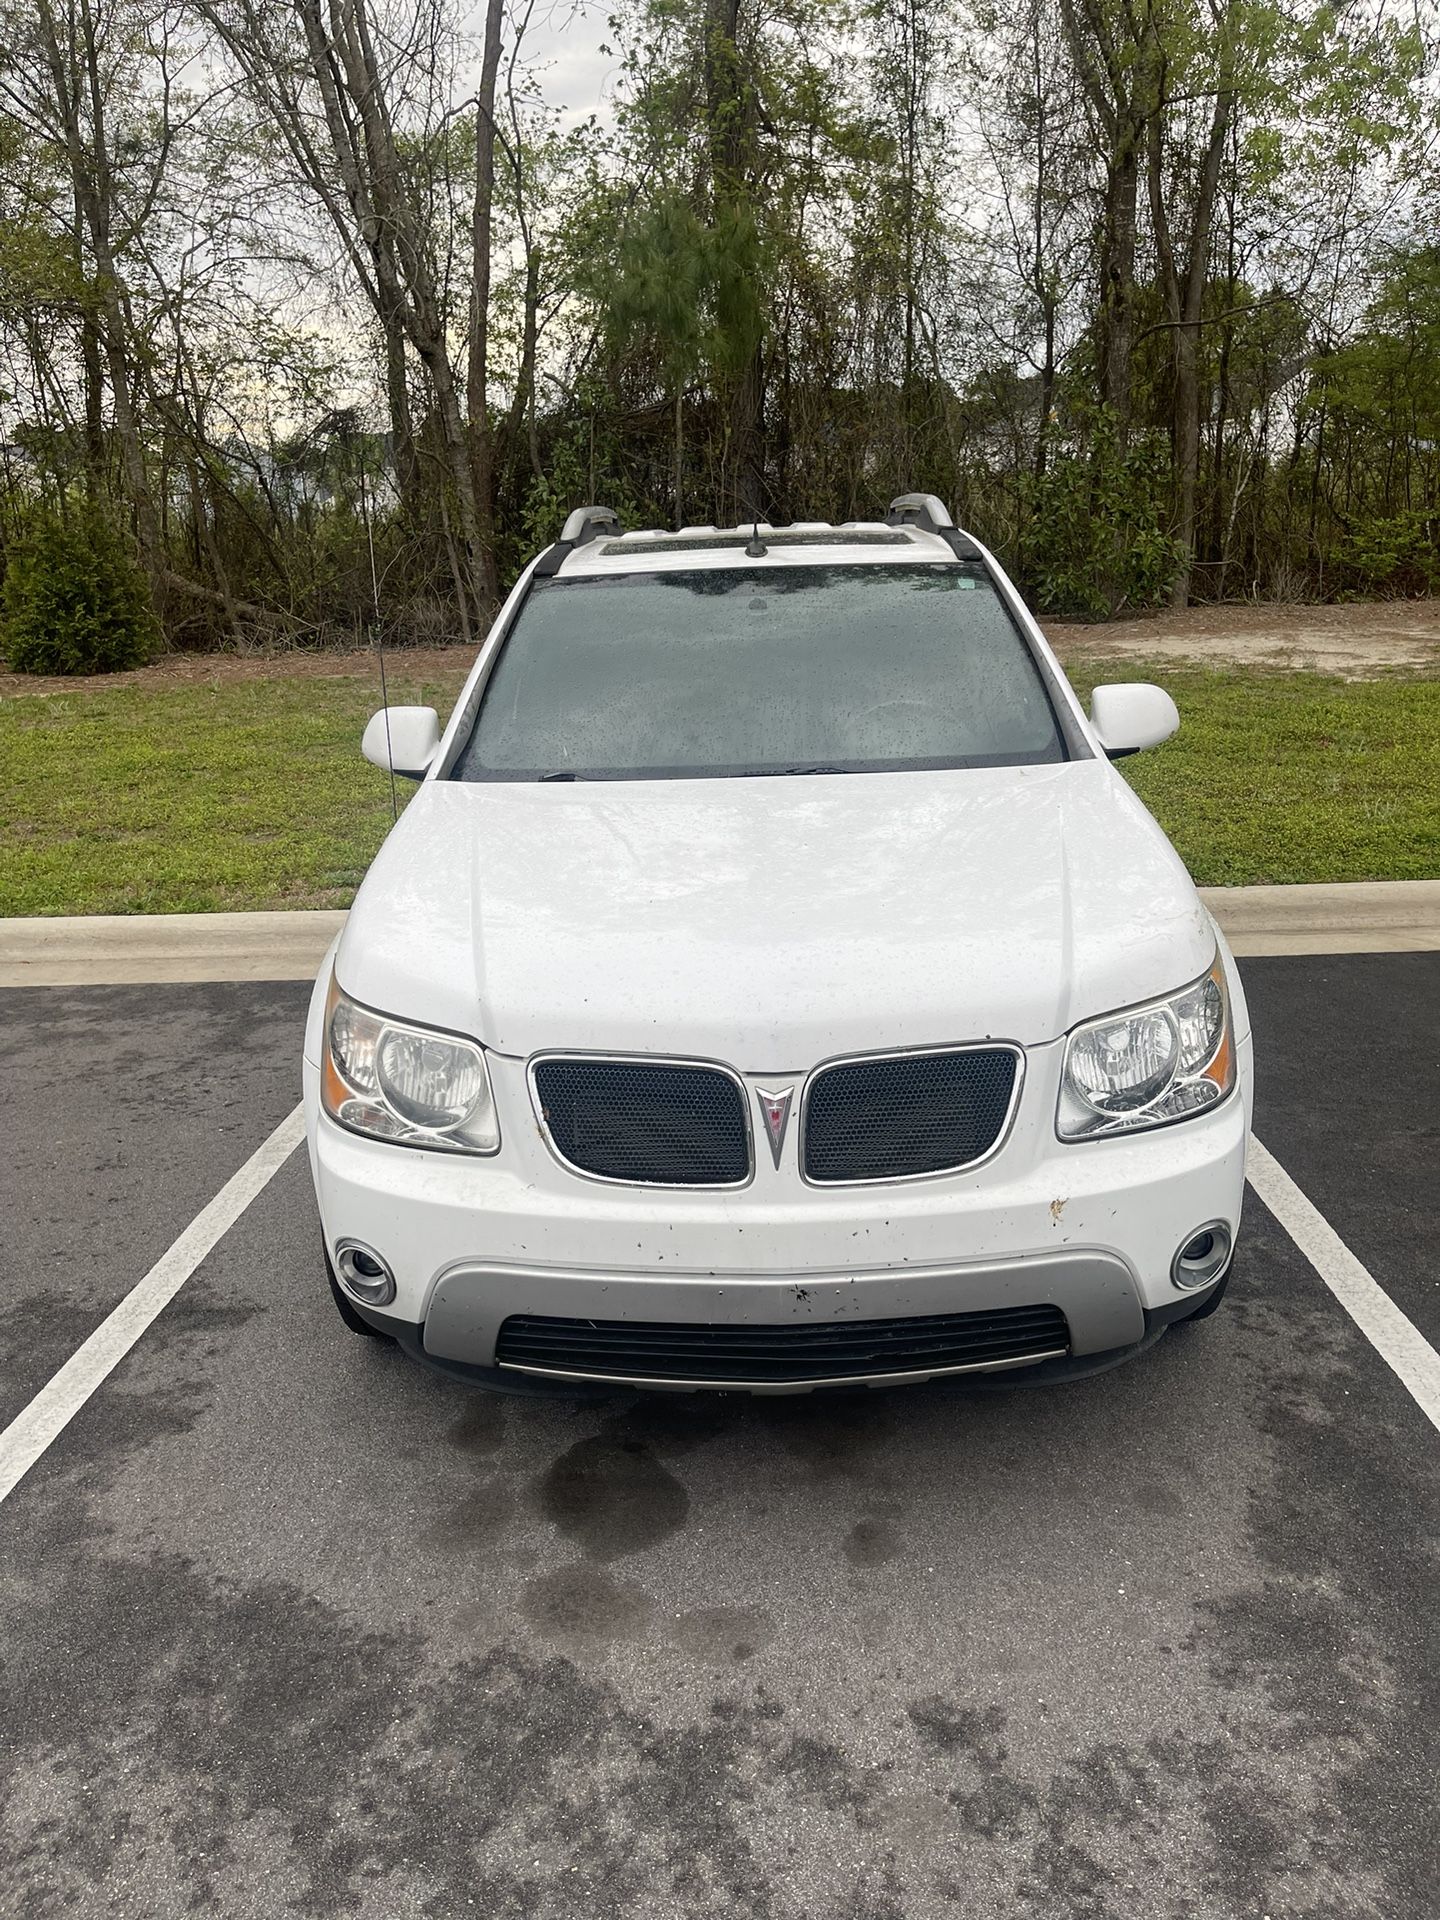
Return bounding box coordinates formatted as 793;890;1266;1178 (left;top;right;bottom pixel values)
560;505;620;546
534;504;621;576
886;492;982;560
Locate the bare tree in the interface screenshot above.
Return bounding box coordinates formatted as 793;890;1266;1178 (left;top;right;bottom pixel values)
194;0;494;621
1144;0;1237;606
8;0;167;574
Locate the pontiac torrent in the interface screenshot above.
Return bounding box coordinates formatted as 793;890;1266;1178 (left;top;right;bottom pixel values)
303;494;1252;1391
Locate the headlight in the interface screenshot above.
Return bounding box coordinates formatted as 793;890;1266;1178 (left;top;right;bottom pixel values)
321;975;500;1153
1058;952;1234;1140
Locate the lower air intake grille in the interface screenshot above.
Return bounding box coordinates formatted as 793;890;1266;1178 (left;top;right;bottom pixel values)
803;1047;1020;1182
532;1057;749;1186
495;1303;1069;1386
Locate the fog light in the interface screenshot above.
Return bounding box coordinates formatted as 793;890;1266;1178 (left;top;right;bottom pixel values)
1172;1221;1232;1290
335;1240;396;1307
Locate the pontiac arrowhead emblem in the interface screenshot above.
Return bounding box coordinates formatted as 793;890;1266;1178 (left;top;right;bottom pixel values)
755;1086;795;1167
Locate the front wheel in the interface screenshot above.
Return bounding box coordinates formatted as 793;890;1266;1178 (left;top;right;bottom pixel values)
325;1244;392;1340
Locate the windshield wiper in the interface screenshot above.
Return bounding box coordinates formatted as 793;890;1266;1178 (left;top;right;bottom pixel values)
539;770;583;781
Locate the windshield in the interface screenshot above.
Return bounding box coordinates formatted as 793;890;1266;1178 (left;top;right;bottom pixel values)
450;563;1067;782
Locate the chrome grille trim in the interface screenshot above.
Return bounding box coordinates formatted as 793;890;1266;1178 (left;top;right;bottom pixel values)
527;1050;754;1190
798;1041;1026;1187
498;1350;1068;1391
495;1301;1070;1387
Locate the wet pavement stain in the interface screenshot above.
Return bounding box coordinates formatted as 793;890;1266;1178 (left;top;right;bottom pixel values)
1128;1483;1184;1517
907;1700;1009;1764
600;1394;746;1456
669;1605;774;1666
519;1564;654;1648
761;1395;898;1485
445;1395;511;1456
3;1505;826;1917
429;1474;517;1550
843;1516;904;1567
537;1434;690;1560
6;1329;1436;1920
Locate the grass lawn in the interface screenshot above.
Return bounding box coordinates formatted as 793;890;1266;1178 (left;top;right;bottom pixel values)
1;658;1436;915
1065;659;1440;888
0;666;470;916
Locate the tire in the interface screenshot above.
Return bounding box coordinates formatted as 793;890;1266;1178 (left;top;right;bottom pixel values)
325;1245;392;1340
1174;1267;1231;1325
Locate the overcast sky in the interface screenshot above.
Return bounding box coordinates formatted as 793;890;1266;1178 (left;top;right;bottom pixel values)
461;0;622;125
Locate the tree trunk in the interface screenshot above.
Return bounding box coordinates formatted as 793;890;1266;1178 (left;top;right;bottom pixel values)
186;451;238;637
1058;0;1143;440
467;0;505;605
284;0;492;627
381;299;419;518
705;0;765;522
1030;12;1054;481
77;218;105;503
1171;321;1201;604
1147;34;1235;610
498;248;543;491
1036;297;1057;480
35;0;162;578
1098;141;1139;434
729;340;765;522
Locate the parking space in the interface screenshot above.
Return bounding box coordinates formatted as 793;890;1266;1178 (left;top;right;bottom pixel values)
1;956;1437;1918
1241;954;1439;1345
0;984;307;1428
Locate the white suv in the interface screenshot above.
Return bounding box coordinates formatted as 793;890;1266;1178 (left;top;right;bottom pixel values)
303;495;1252;1392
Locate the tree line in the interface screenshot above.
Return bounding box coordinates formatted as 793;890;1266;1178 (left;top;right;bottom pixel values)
0;0;1435;667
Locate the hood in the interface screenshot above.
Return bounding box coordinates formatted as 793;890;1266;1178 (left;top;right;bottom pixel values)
337;762;1213;1066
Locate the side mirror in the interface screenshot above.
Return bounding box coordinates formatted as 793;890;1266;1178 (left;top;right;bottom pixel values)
1089;683;1179;759
362;706;440;781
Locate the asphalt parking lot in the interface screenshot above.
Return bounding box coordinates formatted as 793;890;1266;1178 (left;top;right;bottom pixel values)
1;952;1437;1919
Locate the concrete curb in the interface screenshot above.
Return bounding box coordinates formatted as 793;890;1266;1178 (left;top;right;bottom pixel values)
1204;879;1440;956
0;909;347;987
1;883;1437;987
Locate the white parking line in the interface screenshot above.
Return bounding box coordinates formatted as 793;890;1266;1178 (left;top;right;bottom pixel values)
1249;1135;1440;1435
0;1103;305;1507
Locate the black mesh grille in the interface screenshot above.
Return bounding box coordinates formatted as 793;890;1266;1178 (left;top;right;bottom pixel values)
496;1303;1069;1384
803;1048;1019;1183
533;1058;749;1185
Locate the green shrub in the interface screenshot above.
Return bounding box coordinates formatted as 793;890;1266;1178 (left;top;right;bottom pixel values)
1020;422;1181;620
1334;509;1439;597
2;511;161;674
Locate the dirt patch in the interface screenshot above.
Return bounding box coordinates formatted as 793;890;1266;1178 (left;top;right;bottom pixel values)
2;601;1437;699
1046;599;1440;679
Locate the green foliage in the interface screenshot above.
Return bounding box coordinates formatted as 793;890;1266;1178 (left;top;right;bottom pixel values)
602;194;728;387
1334;511;1439;597
0;0;1435;637
1020;423;1181;620
506;410;658;577
1312;246;1440;596
2;512;161;675
1063;659;1440;886
0;666;471;915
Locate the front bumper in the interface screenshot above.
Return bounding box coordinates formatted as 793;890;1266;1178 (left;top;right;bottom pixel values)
303;1029;1250;1391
